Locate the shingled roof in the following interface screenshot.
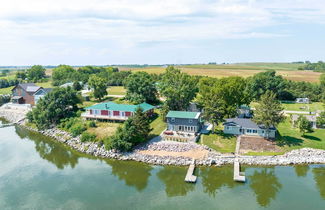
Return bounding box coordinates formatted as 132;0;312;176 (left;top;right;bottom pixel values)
14;83;41;93
224;118;275;130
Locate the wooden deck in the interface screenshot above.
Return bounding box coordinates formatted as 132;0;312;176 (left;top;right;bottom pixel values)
185;159;197;183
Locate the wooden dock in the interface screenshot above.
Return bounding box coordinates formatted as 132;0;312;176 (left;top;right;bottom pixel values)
185;159;197;183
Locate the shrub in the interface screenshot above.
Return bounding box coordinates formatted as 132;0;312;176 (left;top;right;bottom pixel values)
81;132;97;142
70;123;86;137
87;121;97;128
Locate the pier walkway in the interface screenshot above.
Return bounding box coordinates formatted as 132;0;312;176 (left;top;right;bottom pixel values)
233;136;246;182
185;159;197;183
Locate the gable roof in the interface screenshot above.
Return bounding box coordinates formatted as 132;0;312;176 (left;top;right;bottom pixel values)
166;111;201;119
224;118;275;130
13;83;41;93
85;102;155;112
34;88;53;95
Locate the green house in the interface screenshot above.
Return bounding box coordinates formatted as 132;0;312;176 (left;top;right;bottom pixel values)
82;102;155;121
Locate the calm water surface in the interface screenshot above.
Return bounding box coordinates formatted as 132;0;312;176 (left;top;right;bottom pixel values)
0;120;325;210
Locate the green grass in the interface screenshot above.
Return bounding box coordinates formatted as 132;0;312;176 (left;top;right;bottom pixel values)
281;102;324;112
276;119;325;151
148;110;166;140
199;131;237;153
244;151;285;156
0;86;14;94
36;81;54;88
87;121;120;139
107;86;126;95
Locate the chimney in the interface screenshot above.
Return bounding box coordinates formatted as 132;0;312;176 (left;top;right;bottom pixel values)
105;104;108;109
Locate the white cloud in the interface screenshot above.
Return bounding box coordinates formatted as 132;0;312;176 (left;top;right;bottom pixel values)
0;0;324;64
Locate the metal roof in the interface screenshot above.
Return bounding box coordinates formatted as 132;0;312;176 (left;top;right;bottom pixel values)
166;111;201;119
85;102;155;112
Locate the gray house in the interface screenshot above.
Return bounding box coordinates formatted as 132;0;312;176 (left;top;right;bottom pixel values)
33;88;52;105
292;114;317;129
166;111;202;133
223;118;276;138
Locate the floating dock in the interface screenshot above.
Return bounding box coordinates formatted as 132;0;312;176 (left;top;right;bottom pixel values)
185;159;197;183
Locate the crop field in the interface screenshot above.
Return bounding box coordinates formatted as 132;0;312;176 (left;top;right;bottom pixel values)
120;63;322;83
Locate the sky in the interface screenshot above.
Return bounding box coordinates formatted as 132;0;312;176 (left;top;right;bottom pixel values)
0;0;325;65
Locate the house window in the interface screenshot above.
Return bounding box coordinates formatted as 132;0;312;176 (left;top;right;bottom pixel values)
121;112;125;117
246;129;252;133
252;130;257;133
189;119;193;123
94;110;100;115
171;118;175;122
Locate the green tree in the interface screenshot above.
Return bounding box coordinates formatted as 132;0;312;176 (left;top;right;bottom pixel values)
316;112;325;128
27;87;81;129
297;115;313;135
52;65;77;86
253;91;284;139
246;70;286;100
320;73;325;88
73;81;82;91
197;76;250;130
124;72;158;104
88;75;107;101
107;108;151;151
15;71;27;80
26;65;46;82
158;66;198;112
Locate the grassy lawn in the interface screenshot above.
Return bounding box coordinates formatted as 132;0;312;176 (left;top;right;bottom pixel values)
199;131;237;153
148;110;166;140
87;122;120;139
276;119;325;152
107;86;126;95
0;86;14;95
281;102;324;112
36;81;54;88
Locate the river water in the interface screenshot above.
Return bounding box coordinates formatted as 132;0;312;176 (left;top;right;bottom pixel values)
0;120;325;210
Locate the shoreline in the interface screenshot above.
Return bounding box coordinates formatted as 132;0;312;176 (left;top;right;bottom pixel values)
19;123;325;166
1;112;325;166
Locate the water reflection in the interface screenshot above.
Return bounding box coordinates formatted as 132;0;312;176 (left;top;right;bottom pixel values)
157;166;195;197
294;165;310;177
106;160;153;192
249;167;282;207
200;166;239;197
313;166;325;199
15;126;81;169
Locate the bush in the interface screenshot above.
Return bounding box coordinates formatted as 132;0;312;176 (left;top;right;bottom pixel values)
81;132;97;142
70;123;86;137
87;121;97;128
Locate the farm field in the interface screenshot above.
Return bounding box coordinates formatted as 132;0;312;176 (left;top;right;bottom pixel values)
120;63;322;82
